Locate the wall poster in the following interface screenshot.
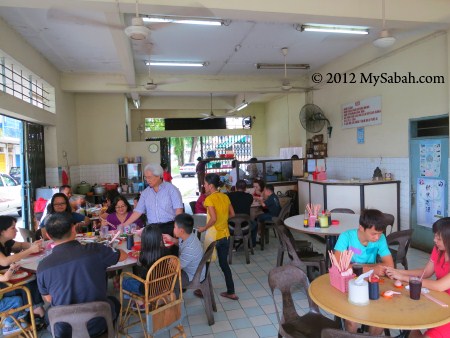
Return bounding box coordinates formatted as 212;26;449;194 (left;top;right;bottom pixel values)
417;178;445;228
419;140;441;177
342;96;382;129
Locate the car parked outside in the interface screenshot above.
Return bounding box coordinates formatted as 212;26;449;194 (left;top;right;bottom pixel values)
0;173;22;216
9;167;21;184
179;162;196;178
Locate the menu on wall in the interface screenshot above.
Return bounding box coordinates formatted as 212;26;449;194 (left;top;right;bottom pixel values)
417;178;445;228
342;96;382;129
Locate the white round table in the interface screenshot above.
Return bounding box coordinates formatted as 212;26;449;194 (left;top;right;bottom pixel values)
284;213;360;267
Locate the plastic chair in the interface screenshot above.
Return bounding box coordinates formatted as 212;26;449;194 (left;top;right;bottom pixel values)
386;229;414;269
189;201;196;214
285;190;299;216
268;265;340;338
382;213;395;235
185;241;217;325
228;214;254;264
276;223;326;281
274;222;312;267
260;199;292;250
322;328;385;338
0;285;37;338
119;255;185;338
330;208;355;214
48;301;115;338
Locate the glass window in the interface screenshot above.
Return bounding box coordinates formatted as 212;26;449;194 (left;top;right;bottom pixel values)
144;118;165;131
3;175;16;186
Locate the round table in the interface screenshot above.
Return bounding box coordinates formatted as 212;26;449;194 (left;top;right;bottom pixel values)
284;213;360;267
309;274;450;336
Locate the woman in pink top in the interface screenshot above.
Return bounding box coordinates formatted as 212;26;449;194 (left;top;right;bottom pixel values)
103;196;144;230
386;218;450;338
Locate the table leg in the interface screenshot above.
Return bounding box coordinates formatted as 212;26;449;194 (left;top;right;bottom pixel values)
397;330;410;338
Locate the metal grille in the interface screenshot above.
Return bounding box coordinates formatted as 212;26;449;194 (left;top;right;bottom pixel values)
201;135;252;160
0;57;53;112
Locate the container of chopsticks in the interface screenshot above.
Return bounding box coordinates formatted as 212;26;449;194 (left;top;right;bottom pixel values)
329;250;354;293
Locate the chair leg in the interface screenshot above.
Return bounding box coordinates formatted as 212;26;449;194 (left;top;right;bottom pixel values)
276;248;283;267
228;235;234;265
201;284;215;326
208;275;217;312
265;228;269;244
260;224;265;251
243;235;250;264
249;237;254;255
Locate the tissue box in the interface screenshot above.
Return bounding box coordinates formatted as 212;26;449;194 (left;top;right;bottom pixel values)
316;171;327;181
329;266;354;293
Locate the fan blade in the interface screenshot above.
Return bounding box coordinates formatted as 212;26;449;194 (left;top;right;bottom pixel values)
200;116;213;120
200;113;211;117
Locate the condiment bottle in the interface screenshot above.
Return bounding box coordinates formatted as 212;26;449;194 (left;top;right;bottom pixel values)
327;210;332;224
303;210;309;228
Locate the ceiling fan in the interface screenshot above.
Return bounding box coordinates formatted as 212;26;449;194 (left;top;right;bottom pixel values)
373;0;396;48
200;94;235;120
108;66;182;90
258;48;316;92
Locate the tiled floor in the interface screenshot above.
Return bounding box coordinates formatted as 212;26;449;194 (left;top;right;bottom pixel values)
37;230;432;338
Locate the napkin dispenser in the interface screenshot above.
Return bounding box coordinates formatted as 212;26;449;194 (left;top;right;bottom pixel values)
348;270;373;306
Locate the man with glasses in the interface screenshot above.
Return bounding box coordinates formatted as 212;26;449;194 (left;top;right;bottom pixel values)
122;164;183;252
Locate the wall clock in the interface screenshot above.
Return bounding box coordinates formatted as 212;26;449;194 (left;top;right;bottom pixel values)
148;143;159;153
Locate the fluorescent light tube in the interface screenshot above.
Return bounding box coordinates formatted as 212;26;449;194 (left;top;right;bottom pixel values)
300;24;369;35
145;61;207;67
143;16;226;26
236;101;248;111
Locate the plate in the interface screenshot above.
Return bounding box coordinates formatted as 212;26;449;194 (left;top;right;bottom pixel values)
127;251;139;259
9;270;32;283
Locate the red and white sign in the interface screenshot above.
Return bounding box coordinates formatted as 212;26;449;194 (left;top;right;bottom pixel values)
342;96;382;129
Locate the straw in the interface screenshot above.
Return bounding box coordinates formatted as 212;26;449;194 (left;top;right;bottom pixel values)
419;268;426;281
108;230;121;245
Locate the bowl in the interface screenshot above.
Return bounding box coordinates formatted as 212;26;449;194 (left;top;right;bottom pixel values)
132;243;141;251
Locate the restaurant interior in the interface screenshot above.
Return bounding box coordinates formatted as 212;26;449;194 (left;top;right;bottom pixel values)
1;0;450;337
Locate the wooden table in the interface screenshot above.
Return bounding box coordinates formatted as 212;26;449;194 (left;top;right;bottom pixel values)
284;213;360;267
309;274;450;336
19;236;138;273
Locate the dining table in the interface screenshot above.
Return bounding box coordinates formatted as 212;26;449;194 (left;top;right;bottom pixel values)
18;234;138;273
309;273;450;337
284;213;360;268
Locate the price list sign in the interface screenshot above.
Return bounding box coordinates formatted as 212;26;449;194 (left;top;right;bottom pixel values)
342;96;382;129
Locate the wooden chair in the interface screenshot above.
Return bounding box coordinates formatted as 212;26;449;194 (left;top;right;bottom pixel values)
48;301;115;338
387;229;414;269
119;255;185;338
185;241;217;325
228;214;254;264
260;199;292;250
0;285;37;338
276;223;326;281
322;328;385;338
274;222;312;267
268;265;340;338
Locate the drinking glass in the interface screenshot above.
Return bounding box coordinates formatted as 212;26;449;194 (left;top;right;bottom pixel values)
352;264;363;276
409;277;422;300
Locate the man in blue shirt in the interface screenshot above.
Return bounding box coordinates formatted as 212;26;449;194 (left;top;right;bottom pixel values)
334;208;394;335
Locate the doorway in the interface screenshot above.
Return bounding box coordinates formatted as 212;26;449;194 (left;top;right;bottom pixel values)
410;115;449;251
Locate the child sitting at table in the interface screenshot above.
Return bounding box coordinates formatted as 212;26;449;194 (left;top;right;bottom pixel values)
0;263;28;335
334;208;394;335
386;217;450;338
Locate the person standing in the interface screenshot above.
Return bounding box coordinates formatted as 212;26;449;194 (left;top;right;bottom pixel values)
228;160;246;188
195;157;207;194
197;173;238;301
122;164;183;244
37;212;127;337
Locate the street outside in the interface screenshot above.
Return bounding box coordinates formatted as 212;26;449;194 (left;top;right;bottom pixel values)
171;173;198;213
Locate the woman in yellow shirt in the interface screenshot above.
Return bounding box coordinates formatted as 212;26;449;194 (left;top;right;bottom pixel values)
198;173;238;300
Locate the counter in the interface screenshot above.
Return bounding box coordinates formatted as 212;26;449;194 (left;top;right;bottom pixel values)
297;178;400;231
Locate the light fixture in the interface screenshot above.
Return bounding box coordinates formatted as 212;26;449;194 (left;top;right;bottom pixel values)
125;17;151;40
298;23;369;35
236;100;249;111
373;0;396;48
256;63;310;70
145;61;208;67
132;98;140;109
143;16;229;26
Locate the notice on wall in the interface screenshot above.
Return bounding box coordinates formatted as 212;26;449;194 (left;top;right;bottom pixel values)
342;96;382;129
417;178;445;228
420;140;441;177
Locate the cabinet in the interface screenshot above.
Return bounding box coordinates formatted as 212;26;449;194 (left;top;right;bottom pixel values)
236;158;305;184
118;163;144;191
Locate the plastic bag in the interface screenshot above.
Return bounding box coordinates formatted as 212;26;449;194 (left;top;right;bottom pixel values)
204;227;217;262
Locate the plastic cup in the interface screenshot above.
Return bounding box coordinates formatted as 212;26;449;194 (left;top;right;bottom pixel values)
100;225;109;239
409;277;422;300
352;264;363;276
368;281;379;300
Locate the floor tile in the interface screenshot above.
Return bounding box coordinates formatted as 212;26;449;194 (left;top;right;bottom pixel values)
234;327;259;338
211;320;233;333
243;306;265;317
230;317;254;330
249;314;271;326
254;324;279;337
226;308;247;320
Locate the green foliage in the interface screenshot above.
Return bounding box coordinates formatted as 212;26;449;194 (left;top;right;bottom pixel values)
144;118;165;131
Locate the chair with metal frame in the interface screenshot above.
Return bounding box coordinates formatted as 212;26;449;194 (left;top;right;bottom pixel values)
268;264;340;338
119;255;185;338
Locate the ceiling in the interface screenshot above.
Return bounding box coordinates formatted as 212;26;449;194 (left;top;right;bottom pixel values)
1;0;450;106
